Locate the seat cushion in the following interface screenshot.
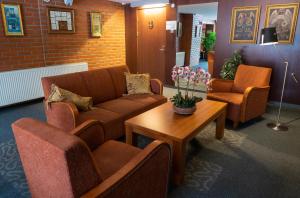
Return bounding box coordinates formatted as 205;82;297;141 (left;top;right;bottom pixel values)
207;92;243;122
93;140;141;179
207;92;244;105
96;98;149;119
77;108;123;140
121;94;167;107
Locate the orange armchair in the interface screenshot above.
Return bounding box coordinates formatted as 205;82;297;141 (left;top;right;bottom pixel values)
12;118;171;198
207;64;272;128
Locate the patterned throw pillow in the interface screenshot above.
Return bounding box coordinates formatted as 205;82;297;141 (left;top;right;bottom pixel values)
46;84;93;111
125;73;152;95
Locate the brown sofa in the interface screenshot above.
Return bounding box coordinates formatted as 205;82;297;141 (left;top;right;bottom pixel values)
41;65;167;140
12;118;171;198
207;64;272;128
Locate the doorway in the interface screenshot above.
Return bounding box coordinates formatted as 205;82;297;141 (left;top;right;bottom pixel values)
176;2;218;77
137;7;166;82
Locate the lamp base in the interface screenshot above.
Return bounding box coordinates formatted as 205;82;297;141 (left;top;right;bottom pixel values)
267;122;288;131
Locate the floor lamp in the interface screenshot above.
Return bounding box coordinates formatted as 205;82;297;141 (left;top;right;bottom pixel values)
260;27;289;131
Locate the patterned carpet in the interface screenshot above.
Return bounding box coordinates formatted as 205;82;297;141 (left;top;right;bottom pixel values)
0;100;300;198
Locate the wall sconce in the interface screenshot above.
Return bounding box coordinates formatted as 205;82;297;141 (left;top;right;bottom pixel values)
64;0;74;6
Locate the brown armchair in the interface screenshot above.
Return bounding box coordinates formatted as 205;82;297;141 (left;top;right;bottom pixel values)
207;64;272;128
12;118;171;198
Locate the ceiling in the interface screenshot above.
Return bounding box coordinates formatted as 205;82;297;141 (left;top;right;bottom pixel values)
110;0;169;7
178;2;218;21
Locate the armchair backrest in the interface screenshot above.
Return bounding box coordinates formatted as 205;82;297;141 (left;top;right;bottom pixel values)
232;64;272;93
12;118;102;198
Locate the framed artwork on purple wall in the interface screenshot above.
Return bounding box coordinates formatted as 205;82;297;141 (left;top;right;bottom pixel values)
230;6;261;44
265;3;299;44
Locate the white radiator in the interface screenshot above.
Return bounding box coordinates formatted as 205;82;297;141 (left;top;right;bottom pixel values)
0;62;88;107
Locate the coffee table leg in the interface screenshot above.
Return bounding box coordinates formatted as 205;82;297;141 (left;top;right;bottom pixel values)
216;110;225;139
172;141;186;186
126;125;137;145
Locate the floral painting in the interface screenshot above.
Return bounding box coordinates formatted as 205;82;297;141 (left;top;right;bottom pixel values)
265;3;299;44
230;6;261;44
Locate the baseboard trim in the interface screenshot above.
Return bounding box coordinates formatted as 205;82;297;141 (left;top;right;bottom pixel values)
268;101;300;110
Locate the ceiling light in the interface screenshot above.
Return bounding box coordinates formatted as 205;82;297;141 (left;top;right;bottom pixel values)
142;3;167;9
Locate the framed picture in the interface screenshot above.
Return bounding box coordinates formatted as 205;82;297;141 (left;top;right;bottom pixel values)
1;3;24;36
230;6;261;44
265;3;299;44
90;12;102;37
47;7;75;33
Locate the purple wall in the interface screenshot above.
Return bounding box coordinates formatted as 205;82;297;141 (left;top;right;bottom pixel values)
214;0;300;104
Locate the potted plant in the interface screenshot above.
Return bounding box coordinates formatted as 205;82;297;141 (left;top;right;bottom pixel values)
171;66;211;115
203;32;216;60
220;50;243;80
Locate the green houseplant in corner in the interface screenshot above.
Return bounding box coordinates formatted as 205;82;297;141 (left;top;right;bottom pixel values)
171;66;211;115
203;32;216;59
220;50;243;80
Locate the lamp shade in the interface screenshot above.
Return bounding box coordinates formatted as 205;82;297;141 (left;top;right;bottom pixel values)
260;27;278;45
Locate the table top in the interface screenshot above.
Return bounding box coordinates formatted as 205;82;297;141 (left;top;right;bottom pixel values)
125;99;227;142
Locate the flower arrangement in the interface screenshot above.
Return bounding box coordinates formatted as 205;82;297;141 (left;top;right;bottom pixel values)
171;66;211;111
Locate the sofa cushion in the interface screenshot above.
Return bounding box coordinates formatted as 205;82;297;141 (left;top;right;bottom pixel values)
46;84;93;111
42;73;89;99
125;73;152;95
77;108;123;140
122;94;167;107
107;66;129;97
96;99;149;119
93;140;141;179
81;69;116;104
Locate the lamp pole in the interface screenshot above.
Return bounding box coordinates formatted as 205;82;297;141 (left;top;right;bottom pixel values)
267;61;289;131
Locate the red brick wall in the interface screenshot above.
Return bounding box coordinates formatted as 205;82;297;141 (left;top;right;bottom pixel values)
0;0;126;72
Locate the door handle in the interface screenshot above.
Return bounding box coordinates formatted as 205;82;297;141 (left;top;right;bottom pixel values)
160;45;166;52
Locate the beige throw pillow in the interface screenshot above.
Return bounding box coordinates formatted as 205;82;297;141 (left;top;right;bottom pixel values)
46;84;93;111
125;73;152;95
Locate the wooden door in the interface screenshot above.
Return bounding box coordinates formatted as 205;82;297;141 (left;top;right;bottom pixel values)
179;14;193;66
137;7;166;82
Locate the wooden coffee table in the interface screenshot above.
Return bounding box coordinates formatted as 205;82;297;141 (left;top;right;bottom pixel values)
125;99;227;185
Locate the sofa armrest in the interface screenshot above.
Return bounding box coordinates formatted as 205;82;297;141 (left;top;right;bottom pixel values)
44;101;79;132
82;140;171;198
241;86;270;122
150;79;163;95
71;120;105;151
209;78;234;93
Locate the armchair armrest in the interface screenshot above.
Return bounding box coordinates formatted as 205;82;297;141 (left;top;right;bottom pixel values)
44;101;79;132
240;86;270;122
71;120;105;151
209;78;234;93
150;79;163;95
82;140;171;198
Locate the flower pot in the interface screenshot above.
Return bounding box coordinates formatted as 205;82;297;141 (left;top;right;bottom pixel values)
173;105;196;115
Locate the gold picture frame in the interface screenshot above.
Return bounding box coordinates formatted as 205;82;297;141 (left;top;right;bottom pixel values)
230;6;261;44
90;12;102;37
265;3;299;44
1;3;24;36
